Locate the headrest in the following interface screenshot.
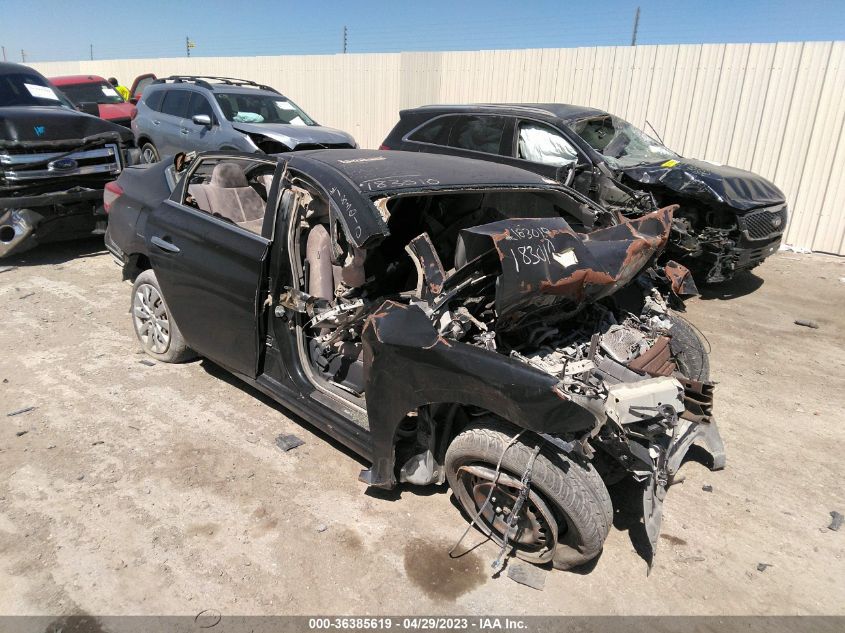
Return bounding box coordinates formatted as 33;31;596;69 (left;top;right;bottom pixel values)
211;162;248;188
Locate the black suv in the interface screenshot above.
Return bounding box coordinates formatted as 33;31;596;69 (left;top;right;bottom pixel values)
382;104;787;283
0;62;139;258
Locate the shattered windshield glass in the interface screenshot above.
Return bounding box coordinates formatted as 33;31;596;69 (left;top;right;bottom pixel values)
568;115;678;168
214;92;316;126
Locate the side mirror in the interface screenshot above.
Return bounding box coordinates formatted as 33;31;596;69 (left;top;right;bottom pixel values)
77;101;100;116
192;114;212;127
555;162;576;187
129;97;139;105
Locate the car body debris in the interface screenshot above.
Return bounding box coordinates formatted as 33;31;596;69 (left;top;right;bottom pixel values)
829;511;843;532
506;562;546;590
757;562;773;572
7;406;35;417
275;434;305;452
702;484;713;492
794;319;819;329
15;430;28;437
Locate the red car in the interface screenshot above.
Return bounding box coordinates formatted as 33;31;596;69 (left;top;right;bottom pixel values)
50;74;138;127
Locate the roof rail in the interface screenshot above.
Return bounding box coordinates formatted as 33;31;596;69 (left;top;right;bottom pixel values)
154;75;281;94
414;103;558;117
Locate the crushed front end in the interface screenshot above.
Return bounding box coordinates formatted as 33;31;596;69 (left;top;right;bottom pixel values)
1;130;139;258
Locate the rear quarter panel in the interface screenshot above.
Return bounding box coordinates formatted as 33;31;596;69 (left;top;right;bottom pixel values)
106;162;173;259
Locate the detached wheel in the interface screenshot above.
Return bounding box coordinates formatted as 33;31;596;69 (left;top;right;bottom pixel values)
131;270;193;363
668;311;710;381
140;142;160;164
445;419;612;570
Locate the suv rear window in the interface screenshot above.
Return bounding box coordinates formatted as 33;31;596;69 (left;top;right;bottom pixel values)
407;115;457;145
448;115;507;154
160;89;191;118
143;89;164;112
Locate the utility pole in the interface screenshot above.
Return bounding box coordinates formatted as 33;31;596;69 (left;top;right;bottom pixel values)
342;25;348;54
186;36;196;57
630;6;640;46
1;46;6;62
20;49;26;63
90;44;93;60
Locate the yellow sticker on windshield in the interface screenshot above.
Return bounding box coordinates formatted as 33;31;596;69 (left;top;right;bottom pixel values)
661;159;679;168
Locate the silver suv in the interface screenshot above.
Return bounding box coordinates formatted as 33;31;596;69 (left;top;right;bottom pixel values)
132;76;356;162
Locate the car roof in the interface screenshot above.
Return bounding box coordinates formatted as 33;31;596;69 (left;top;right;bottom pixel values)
289;149;559;194
284;149;565;248
406;103;609;123
49;75;106;86
0;61;45;77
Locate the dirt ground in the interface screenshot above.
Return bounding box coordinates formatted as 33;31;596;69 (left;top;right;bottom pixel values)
0;240;843;616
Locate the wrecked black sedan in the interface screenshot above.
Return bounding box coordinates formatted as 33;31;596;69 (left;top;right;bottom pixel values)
0;62;139;258
106;149;724;570
383;104;787;283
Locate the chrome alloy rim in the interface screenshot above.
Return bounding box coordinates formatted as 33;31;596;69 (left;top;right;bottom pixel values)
133;283;170;354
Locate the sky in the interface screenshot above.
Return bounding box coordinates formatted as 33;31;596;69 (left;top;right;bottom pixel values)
1;0;844;63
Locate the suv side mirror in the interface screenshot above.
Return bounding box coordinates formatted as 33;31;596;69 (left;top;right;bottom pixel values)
192;114;212;127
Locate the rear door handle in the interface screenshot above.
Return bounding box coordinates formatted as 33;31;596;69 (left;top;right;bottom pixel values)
151;236;180;253
152;120;160;126
180;129;188;135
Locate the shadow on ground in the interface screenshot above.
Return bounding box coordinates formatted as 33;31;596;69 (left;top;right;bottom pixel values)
196;358;370;470
1;237;106;268
698;271;764;300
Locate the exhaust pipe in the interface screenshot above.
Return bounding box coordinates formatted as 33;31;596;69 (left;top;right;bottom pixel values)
0;209;41;258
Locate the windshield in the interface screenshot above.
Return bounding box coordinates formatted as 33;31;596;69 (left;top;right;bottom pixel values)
59;81;125;105
214;92;315;125
568;115;678;168
0;72;73;108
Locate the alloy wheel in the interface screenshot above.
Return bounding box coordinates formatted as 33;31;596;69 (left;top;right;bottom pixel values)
133;283;170;354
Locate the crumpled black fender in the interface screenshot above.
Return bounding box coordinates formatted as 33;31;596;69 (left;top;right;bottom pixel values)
359;300;596;488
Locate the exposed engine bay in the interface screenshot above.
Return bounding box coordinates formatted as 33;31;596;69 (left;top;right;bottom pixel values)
281;182;725;561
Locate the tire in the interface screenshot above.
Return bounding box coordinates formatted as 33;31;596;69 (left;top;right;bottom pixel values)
131;269;193;363
445;419;613;570
140;142;160;164
668;311;710;381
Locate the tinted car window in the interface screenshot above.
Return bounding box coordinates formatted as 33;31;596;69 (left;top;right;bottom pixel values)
160;89;190;118
517;121;578;166
143;89;164;112
186;92;213;119
448;115;506;154
134;76;155;97
407;115;457;145
0;71;70;108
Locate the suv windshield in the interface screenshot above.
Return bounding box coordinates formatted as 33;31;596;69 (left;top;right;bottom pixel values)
0;72;72;108
60;81;125;105
568;115;677;168
214;92;315;126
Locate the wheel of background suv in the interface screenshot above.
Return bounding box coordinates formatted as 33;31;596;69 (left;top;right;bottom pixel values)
131;270;193;363
140;142;160;164
445;419;613;570
668;311;710;381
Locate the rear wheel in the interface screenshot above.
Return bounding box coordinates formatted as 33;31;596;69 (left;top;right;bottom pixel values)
445;419;612;570
131;270;193;363
140;142;160;164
